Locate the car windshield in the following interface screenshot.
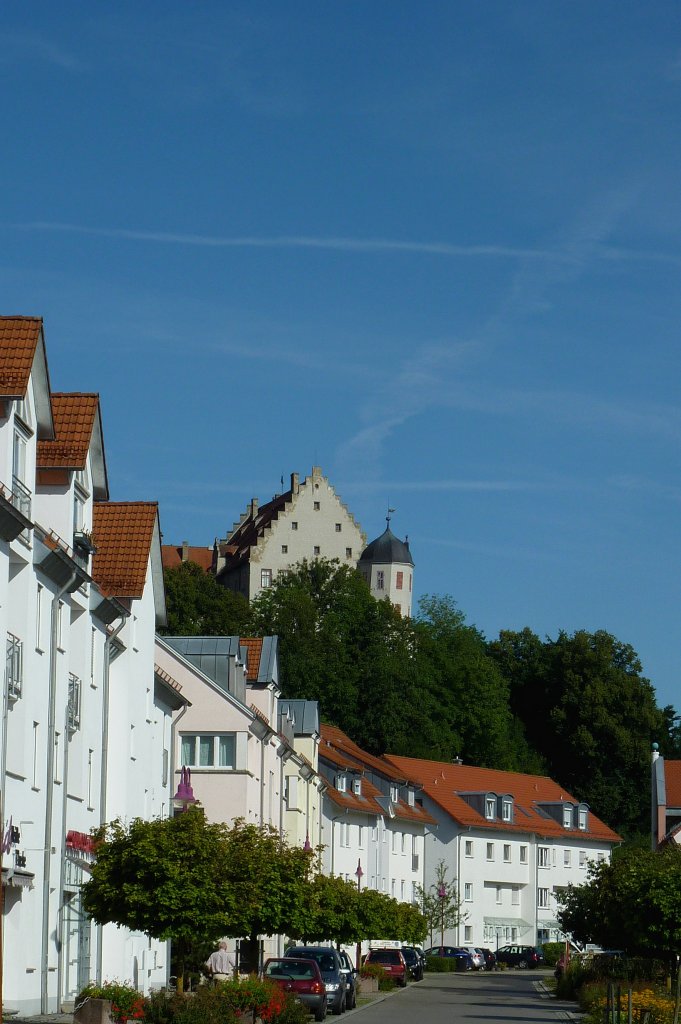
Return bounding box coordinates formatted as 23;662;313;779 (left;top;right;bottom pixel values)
265;961;315;980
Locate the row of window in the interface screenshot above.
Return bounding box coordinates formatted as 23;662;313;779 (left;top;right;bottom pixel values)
464;838;603;866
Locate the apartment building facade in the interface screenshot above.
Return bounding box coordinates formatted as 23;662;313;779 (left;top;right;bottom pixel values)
0;318;173;1013
385;754;621;948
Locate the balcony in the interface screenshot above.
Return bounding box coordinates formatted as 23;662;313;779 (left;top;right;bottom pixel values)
0;480;32;542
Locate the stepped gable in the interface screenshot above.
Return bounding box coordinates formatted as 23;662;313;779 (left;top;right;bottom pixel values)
221;491;290;570
0;316;43;396
92;501;158;598
385;754;621;842
37;393;99;468
162;543;214;572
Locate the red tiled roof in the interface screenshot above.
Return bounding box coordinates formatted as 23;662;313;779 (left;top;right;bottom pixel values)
37;393;99;469
0;316;43;396
162;544;214;572
92;502;158;598
320;725;436;826
665;761;681;806
321;725;406;783
240;637;264;679
385;754;621;842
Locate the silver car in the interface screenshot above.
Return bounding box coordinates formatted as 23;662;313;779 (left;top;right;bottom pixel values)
460;946;486;970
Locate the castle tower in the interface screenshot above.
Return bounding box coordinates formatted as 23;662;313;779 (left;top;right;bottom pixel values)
358;510;414;617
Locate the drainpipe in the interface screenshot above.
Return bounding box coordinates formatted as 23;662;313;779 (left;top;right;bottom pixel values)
57;696;72;1007
42;572;78;1014
95;612;128;986
260;739;266;826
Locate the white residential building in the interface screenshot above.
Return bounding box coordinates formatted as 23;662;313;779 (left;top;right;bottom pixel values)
384;754;621;949
0;317;174;1013
318;725;435;962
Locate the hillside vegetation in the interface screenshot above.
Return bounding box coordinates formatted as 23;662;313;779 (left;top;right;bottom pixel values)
163;559;681;839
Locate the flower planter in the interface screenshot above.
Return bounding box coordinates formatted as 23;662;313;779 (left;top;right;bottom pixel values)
74;997;113;1024
359;977;379;994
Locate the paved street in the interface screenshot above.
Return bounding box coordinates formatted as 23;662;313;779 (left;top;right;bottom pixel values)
355;971;579;1024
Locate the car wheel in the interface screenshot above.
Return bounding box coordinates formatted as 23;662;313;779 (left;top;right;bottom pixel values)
332;995;345;1016
518;960;528;969
315;999;327;1022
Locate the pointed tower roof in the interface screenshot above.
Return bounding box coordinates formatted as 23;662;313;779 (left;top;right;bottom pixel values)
359;521;414;567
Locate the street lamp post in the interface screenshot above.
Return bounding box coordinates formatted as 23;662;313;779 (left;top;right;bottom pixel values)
437;882;447;949
355;860;364;971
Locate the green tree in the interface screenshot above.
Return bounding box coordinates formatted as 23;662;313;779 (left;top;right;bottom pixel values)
250;559;425;752
161;562;251;636
82;812;314;985
413;596;535;769
489;628;672;836
414;861;465;948
557;846;681;959
81;808;239;986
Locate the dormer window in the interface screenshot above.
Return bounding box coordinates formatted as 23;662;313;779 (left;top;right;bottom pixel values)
352;777;362;796
336;774;347;793
407;788;415;807
390;784;399;802
485;796;496;820
563;805;573;829
502;798;513;822
577;805;588;831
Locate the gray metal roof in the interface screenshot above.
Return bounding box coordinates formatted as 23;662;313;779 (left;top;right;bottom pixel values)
358;526;414;567
163;635;241;693
278;699;320;736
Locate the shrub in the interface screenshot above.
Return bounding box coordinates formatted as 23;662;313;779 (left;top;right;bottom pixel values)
360;963;386;981
77;982;146;1023
542;943;565;968
425;956;458;973
378;976;396;992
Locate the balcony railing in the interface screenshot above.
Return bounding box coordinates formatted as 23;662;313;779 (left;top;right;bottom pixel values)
6;633;23;701
67;673;81;732
11;476;31;520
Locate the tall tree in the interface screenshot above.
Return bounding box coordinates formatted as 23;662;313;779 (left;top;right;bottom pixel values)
489;628;671;836
161;562;251;636
557;845;681;958
413;596;536;769
414;860;465;948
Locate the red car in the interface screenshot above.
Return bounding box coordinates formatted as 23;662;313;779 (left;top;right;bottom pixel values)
262;957;327;1021
364;948;408;987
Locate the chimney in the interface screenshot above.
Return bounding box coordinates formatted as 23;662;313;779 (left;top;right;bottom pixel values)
652;742;659;763
290;472;299;495
250;497;259;518
181;540;189;562
452;755;463;766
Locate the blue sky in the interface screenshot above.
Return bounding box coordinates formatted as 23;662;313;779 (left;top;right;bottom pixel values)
3;3;681;715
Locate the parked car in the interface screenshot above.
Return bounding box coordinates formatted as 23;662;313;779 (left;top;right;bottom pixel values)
400;946;424;981
460;946;486;970
285;946;348;1014
424;946;474;970
495;945;545;969
262;958;327;1021
364;947;408;987
337;949;357;1009
479;948;497;971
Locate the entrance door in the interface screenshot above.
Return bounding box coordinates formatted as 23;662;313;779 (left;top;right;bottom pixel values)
62;891;92;1002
